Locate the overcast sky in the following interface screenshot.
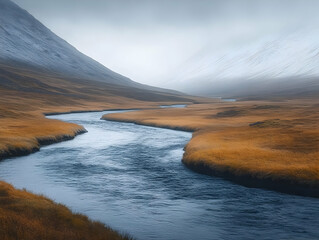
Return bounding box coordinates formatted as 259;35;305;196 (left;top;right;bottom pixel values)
12;0;319;88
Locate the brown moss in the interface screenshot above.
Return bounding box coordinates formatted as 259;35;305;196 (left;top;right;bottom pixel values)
214;109;243;118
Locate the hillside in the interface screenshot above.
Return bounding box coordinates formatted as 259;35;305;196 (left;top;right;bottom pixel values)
0;0;182;95
0;0;136;86
170;30;319;98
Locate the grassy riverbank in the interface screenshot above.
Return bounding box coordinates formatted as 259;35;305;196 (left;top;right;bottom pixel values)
0;65;197;160
103;98;319;197
0;181;133;240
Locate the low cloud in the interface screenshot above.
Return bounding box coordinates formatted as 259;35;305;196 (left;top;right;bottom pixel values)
12;0;319;90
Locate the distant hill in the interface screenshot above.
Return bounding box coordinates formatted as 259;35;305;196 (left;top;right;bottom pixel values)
170;30;319;99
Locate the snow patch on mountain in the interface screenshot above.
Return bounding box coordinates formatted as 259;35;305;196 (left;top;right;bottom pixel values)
171;28;319;93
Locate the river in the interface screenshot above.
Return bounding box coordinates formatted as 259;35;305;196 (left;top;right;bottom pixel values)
0;110;318;240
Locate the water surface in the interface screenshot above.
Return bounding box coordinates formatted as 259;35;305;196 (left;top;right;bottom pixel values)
0;110;318;240
222;98;237;102
160;104;187;108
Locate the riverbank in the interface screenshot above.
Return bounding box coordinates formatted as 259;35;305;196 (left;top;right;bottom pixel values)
0;116;87;160
0;64;198;161
102;99;319;197
0;94;194;161
0;181;133;240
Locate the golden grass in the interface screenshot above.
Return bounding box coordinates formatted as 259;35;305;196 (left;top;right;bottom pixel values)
0;107;88;159
183;127;319;182
0;181;133;240
103;98;319;195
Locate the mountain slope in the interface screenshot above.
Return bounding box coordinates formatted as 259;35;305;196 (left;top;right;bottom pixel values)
0;0;144;88
171;30;319;98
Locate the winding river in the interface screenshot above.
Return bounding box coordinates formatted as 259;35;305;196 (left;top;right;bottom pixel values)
0;110;319;240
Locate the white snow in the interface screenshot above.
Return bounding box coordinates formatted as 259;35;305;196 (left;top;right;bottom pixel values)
171;28;319;93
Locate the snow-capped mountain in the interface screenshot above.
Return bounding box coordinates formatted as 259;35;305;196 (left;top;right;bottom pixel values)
171;29;319;97
0;0;139;87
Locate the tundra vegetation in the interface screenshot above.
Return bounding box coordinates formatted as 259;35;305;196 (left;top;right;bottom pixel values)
0;181;134;240
103;98;319;197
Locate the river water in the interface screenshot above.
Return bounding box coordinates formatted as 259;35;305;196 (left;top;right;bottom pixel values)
0;110;318;240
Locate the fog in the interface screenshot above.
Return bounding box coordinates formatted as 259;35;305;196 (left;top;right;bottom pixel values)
12;0;319;93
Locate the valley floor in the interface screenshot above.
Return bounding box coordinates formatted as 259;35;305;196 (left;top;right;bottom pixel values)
1;65;319;239
103;98;319;197
0;96;191;239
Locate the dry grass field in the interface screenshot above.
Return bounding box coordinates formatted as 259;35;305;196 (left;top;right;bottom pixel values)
103;98;319;197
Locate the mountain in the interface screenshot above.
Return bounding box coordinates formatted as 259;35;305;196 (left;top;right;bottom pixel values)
0;0;137;86
170;30;319;98
0;0;189;100
0;0;195;113
0;0;177;93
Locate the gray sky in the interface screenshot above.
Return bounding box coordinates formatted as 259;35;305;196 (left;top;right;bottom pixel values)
12;0;319;88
